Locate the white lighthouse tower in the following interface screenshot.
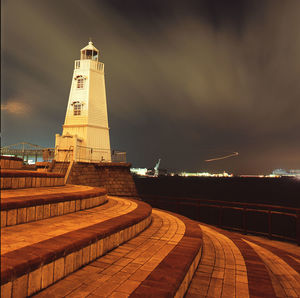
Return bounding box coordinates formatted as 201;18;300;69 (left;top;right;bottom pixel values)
55;41;111;162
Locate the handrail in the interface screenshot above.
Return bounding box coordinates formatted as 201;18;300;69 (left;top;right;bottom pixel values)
141;195;300;245
140;194;298;213
56;146;73;175
76;145;126;163
176;201;297;217
64;160;74;184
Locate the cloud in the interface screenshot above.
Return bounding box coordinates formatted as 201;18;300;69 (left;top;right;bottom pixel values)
1;99;32;116
2;0;300;173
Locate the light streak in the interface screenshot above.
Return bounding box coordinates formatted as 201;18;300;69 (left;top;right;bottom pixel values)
205;152;239;162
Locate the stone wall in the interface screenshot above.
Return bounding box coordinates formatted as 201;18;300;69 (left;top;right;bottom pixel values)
0;156;23;169
66;162;138;197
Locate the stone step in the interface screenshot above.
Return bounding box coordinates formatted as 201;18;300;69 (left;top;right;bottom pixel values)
3;189;297;298
1;170;65;190
1;197;152;297
30;208;203;298
31;214;300;298
1;185;108;227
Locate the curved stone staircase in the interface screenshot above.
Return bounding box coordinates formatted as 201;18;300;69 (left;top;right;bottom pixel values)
1;168;300;297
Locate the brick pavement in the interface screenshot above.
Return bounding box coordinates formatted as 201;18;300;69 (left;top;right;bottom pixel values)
30;214;300;298
32;209;185;297
244;239;300;297
1;185;108;228
186;224;300;298
2;191;299;298
1;197;151;297
186;225;249;298
1;185;94;199
1;197;136;254
245;235;300;258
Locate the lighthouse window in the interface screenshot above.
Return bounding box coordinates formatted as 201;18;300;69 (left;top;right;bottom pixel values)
86;50;93;59
73;103;82;116
77;78;84;89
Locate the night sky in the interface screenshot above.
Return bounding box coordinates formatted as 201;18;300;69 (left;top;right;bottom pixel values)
2;0;300;174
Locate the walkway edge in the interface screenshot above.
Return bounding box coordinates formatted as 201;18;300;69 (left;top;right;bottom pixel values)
130;210;203;298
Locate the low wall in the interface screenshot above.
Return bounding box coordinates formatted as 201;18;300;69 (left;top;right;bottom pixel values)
66;162;138;197
0;156;23;169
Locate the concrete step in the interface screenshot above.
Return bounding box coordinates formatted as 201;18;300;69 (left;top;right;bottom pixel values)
1;170;65;190
1;197;152;297
1;185;108;227
28;208;203;298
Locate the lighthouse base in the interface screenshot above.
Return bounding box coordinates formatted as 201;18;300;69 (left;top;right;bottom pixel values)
55;133;111;163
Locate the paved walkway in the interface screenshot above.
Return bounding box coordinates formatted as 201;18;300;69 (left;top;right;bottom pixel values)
3;196;299;298
31;208;300;298
33;209;185;297
1;197;136;254
186;224;300;298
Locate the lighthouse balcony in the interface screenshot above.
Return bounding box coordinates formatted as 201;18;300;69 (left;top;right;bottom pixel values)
75;60;104;72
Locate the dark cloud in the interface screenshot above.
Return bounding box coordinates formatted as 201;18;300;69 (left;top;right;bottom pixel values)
1;0;300;174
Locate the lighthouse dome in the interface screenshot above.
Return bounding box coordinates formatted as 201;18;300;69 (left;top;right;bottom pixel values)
80;41;99;61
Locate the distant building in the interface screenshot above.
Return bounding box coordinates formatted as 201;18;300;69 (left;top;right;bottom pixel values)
272;169;300;177
131;168;148;176
55;41;111;162
179;171;232;177
131;159;163;177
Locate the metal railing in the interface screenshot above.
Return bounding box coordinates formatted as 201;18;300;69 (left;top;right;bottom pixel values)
111;150;127;163
57;145;126;163
1;143;126;166
74;60;104;72
76;146;108;162
140;195;300;245
0;142;55;163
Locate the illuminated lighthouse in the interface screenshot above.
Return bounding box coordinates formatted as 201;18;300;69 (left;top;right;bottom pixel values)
55;41;111;162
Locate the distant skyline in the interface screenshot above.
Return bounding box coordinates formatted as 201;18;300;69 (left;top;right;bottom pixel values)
2;0;300;174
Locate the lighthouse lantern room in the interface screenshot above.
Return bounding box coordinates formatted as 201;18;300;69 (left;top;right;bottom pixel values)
55;41;111;162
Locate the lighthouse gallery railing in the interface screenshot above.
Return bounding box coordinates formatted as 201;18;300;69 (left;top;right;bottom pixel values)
75;145;126;163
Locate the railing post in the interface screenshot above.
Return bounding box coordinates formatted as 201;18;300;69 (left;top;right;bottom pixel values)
176;201;180;215
297;210;300;246
73;137;77;162
242;208;247;234
218;206;223;228
197;204;201;222
268;210;272;239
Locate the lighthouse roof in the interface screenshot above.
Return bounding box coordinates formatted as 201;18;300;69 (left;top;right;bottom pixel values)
81;41;98;52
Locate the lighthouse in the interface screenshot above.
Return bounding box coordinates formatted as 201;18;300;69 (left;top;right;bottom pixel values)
55;41;111;162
